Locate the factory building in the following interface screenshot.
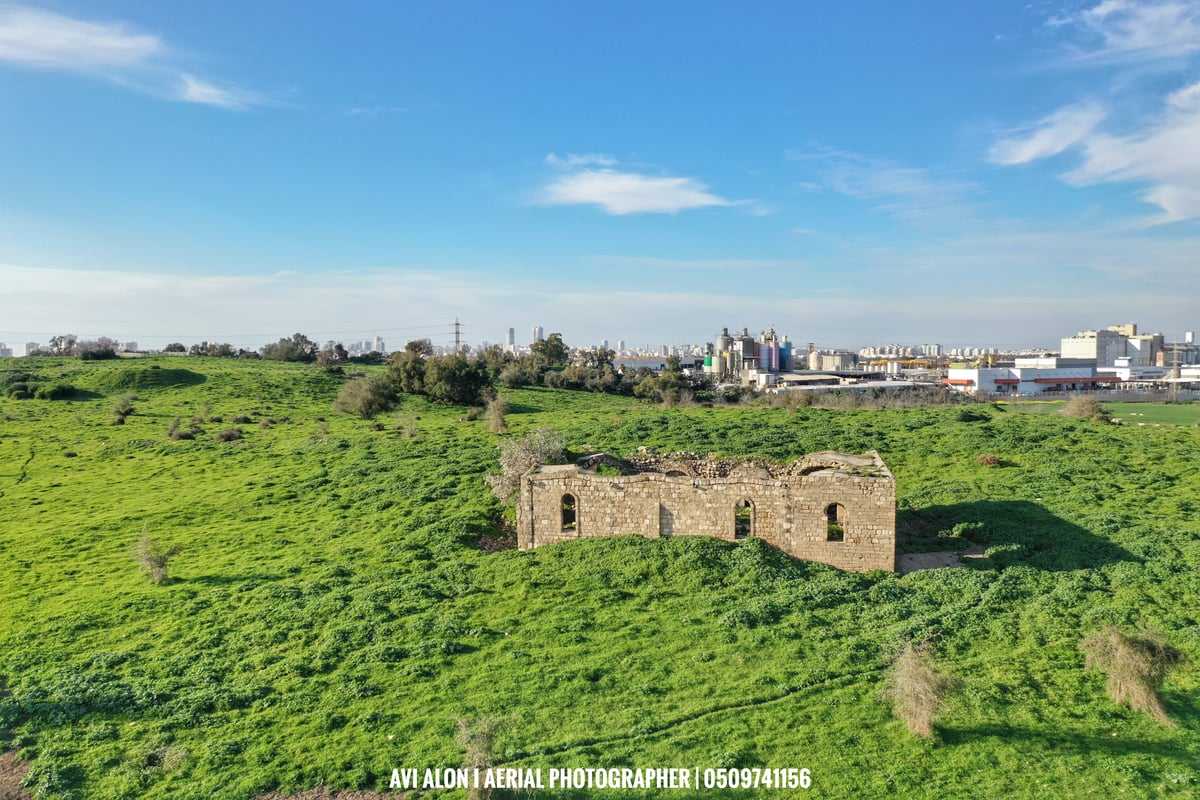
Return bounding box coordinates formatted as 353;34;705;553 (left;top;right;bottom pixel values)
703;326;794;384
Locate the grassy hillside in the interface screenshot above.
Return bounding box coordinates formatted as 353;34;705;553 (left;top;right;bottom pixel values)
1;358;1198;799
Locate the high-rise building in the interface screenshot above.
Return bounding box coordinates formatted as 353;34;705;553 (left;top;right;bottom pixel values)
532;326;544;343
0;343;12;358
505;328;515;350
617;339;625;354
601;338;609;350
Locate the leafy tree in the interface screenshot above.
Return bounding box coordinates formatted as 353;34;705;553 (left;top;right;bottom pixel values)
163;342;187;353
479;343;514;376
530;332;568;368
388;350;427;395
577;346;616;369
405;338;434;356
424;355;492;405
261;333;318;362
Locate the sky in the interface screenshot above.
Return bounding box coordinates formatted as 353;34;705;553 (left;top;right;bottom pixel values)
1;0;1199;353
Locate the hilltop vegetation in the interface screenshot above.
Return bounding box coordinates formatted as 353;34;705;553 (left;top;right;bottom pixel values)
0;358;1198;799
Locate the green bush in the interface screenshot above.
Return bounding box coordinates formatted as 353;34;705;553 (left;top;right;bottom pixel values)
332;376;395;420
34;383;77;400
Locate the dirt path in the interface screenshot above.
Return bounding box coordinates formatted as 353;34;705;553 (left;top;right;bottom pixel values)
0;752;31;800
897;543;987;575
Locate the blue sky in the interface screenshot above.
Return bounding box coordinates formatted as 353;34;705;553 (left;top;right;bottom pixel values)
1;0;1198;352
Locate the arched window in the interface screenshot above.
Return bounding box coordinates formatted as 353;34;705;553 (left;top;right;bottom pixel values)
561;494;578;533
825;503;845;542
734;499;754;540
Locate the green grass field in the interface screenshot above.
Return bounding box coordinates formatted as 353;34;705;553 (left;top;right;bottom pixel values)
1104;402;1200;427
1;358;1199;799
998;398;1200;427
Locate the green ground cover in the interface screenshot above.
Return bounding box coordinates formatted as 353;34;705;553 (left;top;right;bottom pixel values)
998;398;1200;427
1103;402;1200;427
1;358;1198;799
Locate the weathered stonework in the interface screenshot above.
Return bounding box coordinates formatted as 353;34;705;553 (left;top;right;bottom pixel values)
517;450;895;572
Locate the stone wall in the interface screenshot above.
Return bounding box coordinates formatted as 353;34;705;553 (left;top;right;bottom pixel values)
517;451;895;572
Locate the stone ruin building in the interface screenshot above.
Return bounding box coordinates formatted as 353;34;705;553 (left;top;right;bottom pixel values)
517;450;896;572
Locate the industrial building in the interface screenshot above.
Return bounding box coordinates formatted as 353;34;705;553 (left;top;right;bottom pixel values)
703;326;794;385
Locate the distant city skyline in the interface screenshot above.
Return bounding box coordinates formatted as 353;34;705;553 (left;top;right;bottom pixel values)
2;2;1198;349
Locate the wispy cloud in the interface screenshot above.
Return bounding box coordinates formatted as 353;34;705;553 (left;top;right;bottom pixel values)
0;4;263;108
1048;0;1200;63
992;82;1200;224
545;152;617;168
589;256;805;270
989;104;1108;164
347;105;408;117
991;2;1200;224
788;146;977;222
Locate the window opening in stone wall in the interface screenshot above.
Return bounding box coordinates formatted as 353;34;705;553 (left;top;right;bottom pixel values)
734;500;754;540
826;503;845;542
561;494;577;532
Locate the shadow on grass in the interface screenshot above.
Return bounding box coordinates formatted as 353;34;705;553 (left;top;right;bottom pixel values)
939;722;1195;762
504;402;543;415
899;500;1139;571
187;573;281;585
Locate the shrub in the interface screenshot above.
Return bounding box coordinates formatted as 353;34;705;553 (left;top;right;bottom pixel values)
498;363;532;388
133;532;183;584
333;376;395;420
1081;626;1185;724
485;428;566;502
487;396;509;433
977;454;1000;467
457;716;506;800
113;394;136;423
215;428;243;443
232;415;253;424
167;418;195;440
1062;395;1112;423
881;641;960;739
34;383;77;400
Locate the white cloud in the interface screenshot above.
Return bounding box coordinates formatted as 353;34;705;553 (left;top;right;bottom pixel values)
989;104;1108;165
545;152;617;168
0;4;160;67
539;168;733;215
992;82;1200;224
179;74;261;111
1055;0;1200;62
0;4;262;108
